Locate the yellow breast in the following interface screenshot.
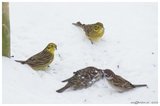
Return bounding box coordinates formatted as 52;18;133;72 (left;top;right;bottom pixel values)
88;28;104;41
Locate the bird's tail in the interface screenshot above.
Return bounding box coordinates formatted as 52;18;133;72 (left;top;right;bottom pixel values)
72;21;85;29
56;83;71;93
133;84;148;88
15;60;26;64
62;76;74;82
62;78;70;82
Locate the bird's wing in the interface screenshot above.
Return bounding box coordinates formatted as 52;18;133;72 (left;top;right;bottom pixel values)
83;25;93;36
26;51;53;67
113;75;134;88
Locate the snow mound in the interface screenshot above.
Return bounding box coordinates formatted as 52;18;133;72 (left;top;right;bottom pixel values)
3;2;158;104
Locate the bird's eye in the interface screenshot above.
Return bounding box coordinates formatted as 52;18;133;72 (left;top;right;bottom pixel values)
47;47;50;49
94;25;99;30
104;73;109;78
49;44;53;48
103;71;110;77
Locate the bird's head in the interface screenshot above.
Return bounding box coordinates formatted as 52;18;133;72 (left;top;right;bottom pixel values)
103;69;115;80
93;22;104;32
45;43;57;54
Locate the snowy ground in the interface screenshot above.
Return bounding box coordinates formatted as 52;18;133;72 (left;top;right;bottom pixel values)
2;2;158;104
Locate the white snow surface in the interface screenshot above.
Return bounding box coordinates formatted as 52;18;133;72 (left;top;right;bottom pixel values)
2;2;158;104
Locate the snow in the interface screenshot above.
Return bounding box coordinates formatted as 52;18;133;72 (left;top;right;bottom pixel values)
2;2;158;104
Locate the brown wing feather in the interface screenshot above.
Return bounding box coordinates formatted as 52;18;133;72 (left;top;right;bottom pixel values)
113;75;134;88
83;25;93;36
26;50;53;67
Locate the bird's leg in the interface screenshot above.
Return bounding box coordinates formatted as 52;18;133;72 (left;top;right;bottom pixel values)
90;40;94;44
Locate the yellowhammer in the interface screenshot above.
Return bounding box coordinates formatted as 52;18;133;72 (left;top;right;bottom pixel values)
72;21;105;44
15;43;57;70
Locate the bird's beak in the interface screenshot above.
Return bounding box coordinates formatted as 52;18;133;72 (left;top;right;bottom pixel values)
55;46;57;50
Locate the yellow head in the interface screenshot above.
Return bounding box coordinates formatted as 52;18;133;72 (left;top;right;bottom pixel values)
45;43;57;54
93;22;104;32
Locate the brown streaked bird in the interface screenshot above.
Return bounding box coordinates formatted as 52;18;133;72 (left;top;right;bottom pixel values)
103;69;147;92
56;66;104;93
15;43;57;70
72;21;105;44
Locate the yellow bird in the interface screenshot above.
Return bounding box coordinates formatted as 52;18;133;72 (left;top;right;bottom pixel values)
73;21;105;44
15;43;57;70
